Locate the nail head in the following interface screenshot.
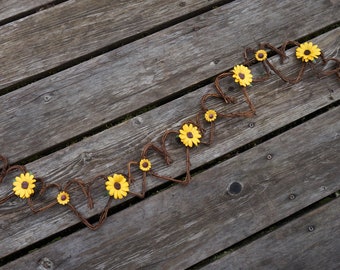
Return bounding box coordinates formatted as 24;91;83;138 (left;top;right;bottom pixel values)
248;122;255;128
308;225;315;232
266;154;273;160
213;59;220;65
43;95;51;103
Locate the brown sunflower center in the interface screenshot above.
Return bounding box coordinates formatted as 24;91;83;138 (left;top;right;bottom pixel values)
114;182;121;190
209;113;214;119
238;73;245;79
304;49;311;55
258;53;264;58
187;132;193;138
142;162;149;168
61;195;67;201
21;181;29;189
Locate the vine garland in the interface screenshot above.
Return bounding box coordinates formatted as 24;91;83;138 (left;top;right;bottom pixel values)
0;40;339;230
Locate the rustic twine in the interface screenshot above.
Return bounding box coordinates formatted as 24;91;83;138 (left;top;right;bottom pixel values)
0;40;339;230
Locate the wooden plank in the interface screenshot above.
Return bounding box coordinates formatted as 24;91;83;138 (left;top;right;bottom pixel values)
2;105;339;269
0;0;54;22
0;0;225;90
201;198;340;270
0;29;339;258
1;1;339;162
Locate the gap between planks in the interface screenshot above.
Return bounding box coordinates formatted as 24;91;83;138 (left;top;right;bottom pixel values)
199;197;340;270
0;0;231;91
1;1;339;162
0;0;59;25
1;103;339;269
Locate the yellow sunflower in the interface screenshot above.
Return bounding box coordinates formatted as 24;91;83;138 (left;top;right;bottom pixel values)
179;123;202;147
232;65;253;87
255;50;267;61
296;42;321;62
139;158;152;172
205;110;217;122
57;191;70;205
105;174;129;199
12;172;36;199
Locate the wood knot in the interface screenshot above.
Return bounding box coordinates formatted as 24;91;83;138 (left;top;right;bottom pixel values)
81;152;92;162
227;182;243;195
37;257;54;270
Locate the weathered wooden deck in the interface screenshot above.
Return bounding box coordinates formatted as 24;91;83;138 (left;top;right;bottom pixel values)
0;0;339;269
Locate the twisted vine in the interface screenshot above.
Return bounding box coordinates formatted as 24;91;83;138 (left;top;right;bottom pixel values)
0;40;339;230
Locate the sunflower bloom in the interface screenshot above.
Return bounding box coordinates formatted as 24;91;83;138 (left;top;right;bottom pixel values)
296;42;321;62
232;65;253;87
139;159;152;172
13;172;36;199
106;174;129;199
255;50;267;61
57;191;70;205
205;110;217;122
179;124;202;147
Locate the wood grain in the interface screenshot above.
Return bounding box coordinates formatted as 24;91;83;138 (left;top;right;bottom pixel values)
0;30;339;259
0;0;54;22
1;1;339;162
2;105;339;269
0;0;225;90
201;198;340;270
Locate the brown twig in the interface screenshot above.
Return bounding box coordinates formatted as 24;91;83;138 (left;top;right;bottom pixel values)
0;39;339;230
